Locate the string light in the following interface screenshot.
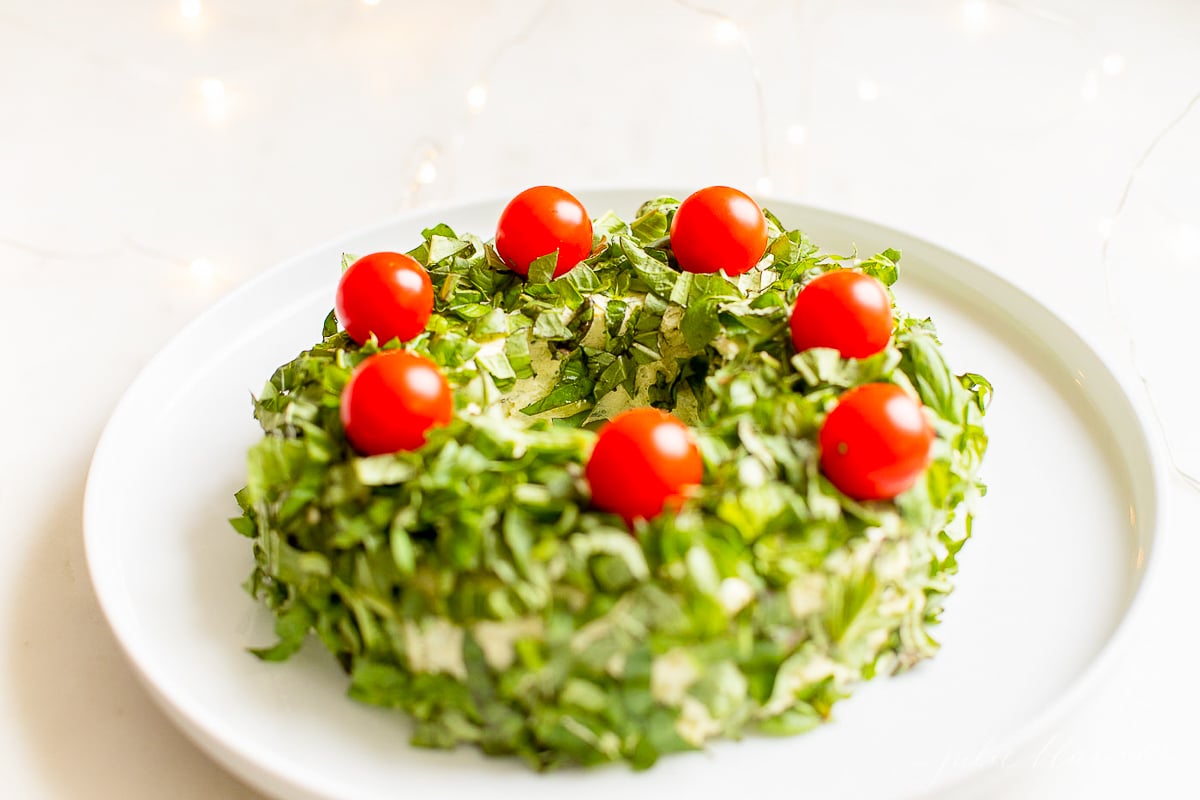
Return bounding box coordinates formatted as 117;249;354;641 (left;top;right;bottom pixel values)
200;78;228;121
785;123;807;146
754;176;774;195
415;159;438;185
189;258;215;283
405;1;775;203
465;84;488;113
200;78;225;101
403;144;442;207
362;0;381;6
1081;70;1100;102
961;0;989;34
1096;218;1113;242
1101;92;1200;491
669;1;770;190
711;18;741;47
1102;53;1126;76
179;0;202;19
1175;222;1200;262
857;78;880;102
400;1;554;205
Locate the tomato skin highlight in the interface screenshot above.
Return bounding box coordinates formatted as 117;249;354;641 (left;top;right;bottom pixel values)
335;252;434;346
669;186;768;276
790;270;893;359
818;383;934;500
586;408;703;526
495;186;593;278
340;351;453;455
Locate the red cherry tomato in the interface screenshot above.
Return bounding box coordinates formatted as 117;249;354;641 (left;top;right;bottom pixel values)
790;270;893;359
495;186;593;278
586;408;703;526
340;351;453;455
818;383;934;500
669;186;768;276
335;252;434;346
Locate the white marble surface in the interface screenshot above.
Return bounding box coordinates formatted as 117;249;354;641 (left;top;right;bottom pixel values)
2;0;1198;797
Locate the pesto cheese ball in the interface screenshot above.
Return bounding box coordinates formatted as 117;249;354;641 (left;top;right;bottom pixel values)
234;195;990;770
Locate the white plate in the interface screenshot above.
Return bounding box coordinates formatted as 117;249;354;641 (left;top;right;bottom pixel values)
84;191;1165;800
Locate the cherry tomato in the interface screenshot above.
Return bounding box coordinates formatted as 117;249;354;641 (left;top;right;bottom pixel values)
335;251;434;346
340;350;453;455
495;186;593;278
586;408;703;526
818;383;934;500
669;186;768;276
790;270;893;359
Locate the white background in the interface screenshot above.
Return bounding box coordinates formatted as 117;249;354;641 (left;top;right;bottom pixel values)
2;0;1199;797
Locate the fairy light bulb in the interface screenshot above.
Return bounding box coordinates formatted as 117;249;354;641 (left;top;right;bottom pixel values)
1081;70;1100;102
786;123;807;146
466;83;488;113
961;0;989;34
200;78;228;122
1176;222;1200;262
189;258;215;283
857;78;880;102
1102;53;1126;76
415;159;438;185
179;0;202;19
711;19;741;47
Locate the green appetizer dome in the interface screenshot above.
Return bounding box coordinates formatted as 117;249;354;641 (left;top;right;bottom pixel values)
233;189;990;770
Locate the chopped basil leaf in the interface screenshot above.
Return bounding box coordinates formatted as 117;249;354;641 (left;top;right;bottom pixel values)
234;197;990;770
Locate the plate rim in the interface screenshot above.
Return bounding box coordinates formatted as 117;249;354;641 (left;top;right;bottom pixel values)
83;189;1170;799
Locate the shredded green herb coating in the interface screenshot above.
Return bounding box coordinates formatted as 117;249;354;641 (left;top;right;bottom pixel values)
232;197;990;770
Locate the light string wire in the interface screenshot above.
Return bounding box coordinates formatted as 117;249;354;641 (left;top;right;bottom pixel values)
403;0;555;208
403;0;775;207
1101;91;1200;492
668;0;773;192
